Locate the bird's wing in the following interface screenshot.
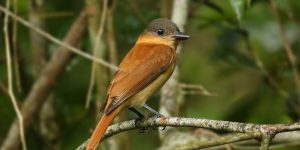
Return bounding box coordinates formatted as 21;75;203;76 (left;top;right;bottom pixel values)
104;44;174;115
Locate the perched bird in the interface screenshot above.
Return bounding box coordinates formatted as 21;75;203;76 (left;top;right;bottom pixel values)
86;18;189;150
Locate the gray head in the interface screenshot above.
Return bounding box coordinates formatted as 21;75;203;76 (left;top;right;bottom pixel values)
145;18;189;41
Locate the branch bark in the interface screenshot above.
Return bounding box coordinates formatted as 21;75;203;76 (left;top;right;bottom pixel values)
76;117;300;150
1;11;88;150
159;132;257;150
233;131;300;148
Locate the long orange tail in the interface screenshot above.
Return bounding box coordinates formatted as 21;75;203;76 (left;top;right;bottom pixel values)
86;110;117;150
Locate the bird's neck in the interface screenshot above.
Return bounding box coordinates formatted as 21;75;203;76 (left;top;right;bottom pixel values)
136;33;177;49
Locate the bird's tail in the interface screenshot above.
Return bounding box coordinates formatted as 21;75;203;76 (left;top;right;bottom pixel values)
86;109;117;150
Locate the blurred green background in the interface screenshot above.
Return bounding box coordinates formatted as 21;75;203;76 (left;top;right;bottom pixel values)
1;0;300;149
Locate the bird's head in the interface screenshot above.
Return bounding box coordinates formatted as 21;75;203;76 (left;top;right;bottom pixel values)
137;18;190;48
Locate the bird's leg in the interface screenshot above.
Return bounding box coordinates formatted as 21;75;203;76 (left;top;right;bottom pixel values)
143;104;166;130
128;108;147;132
143;104;165;117
129;107;145;119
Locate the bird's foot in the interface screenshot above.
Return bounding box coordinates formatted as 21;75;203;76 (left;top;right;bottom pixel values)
134;116;147;133
149;114;166;131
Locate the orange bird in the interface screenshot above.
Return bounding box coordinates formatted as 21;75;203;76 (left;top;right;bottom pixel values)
86;18;189;150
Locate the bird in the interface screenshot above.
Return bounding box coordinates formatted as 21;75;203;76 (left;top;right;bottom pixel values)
86;18;189;150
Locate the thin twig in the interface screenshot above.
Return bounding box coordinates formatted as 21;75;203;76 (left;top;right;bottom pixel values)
232;131;300;149
1;11;88;150
76;117;300;150
85;0;108;109
260;134;275;150
0;5;118;71
179;83;216;96
269;0;300;93
7;11;74;18
12;0;22;93
0;80;9;95
159;129;233;150
175;133;257;150
3;0;27;149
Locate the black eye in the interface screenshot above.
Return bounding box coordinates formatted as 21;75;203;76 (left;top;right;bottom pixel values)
156;29;165;36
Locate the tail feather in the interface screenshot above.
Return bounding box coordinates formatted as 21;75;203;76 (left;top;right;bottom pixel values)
86;110;117;150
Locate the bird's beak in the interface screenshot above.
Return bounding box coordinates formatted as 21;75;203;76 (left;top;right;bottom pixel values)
172;31;190;40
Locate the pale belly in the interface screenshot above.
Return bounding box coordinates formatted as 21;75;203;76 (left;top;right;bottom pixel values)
127;62;176;107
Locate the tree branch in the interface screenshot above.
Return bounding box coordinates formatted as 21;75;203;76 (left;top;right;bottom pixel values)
1;11;88;150
160;132;258;150
3;0;27;149
225;131;300;149
76;117;300;150
0;5;118;71
12;0;22;93
158;129;253;150
179;83;216;96
260;133;274;150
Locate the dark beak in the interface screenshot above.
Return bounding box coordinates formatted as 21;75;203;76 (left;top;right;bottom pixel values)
172;31;190;40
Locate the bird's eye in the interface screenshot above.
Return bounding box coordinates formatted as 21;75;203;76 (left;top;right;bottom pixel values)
156;29;165;36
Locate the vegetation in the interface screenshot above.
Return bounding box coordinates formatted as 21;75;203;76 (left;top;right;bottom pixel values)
1;0;300;149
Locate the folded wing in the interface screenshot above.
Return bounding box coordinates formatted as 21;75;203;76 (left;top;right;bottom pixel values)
104;44;174;114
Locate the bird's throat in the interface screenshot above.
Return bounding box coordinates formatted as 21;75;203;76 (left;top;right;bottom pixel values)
136;34;177;49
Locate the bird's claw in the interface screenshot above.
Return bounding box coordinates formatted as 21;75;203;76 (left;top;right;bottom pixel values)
160;126;166;131
134;117;148;133
135;114;167;132
150;114;166;131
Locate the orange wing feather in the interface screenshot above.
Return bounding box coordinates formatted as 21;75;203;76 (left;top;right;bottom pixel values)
104;43;174;114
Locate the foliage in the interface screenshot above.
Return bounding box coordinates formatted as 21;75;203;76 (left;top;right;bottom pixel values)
1;0;300;149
